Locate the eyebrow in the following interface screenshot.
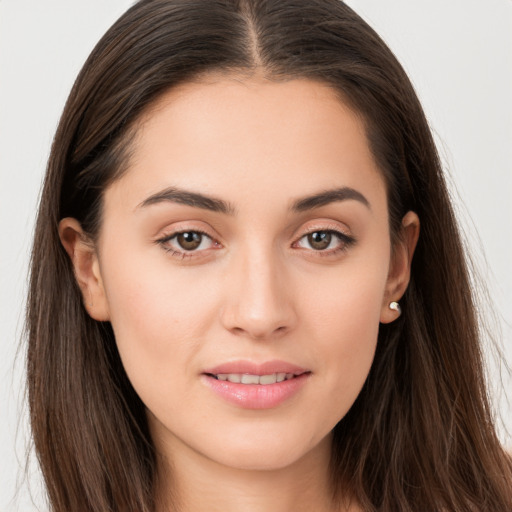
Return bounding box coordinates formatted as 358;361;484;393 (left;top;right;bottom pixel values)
138;186;236;214
137;185;370;214
292;186;370;212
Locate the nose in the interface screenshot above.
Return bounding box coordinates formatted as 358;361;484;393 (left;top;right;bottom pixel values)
220;245;297;340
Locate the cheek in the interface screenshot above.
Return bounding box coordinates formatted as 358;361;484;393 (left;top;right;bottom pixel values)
300;257;388;411
304;249;387;340
98;250;221;392
103;242;216;326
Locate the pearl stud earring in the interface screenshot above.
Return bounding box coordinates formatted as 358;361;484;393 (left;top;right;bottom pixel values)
389;301;401;315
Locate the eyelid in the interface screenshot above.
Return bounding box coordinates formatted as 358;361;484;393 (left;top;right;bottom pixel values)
154;219;221;243
154;224;222;259
293;229;354;248
291;221;356;255
293;219;353;240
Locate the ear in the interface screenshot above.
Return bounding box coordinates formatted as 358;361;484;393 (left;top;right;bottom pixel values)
380;211;420;324
58;218;110;321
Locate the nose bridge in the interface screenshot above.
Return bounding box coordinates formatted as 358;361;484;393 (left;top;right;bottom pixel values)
221;240;296;339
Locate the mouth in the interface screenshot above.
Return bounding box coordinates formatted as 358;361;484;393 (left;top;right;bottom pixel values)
201;361;311;409
205;372;307;385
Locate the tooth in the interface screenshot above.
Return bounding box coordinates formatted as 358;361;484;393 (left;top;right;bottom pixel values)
216;372;296;384
241;374;260;384
259;373;277;385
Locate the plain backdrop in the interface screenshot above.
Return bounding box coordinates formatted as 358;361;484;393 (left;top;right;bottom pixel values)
1;1;511;510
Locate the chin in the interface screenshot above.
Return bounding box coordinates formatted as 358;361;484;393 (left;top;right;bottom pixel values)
216;448;299;471
199;424;332;472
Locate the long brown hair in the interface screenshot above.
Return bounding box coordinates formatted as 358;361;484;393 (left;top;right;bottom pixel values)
27;0;512;510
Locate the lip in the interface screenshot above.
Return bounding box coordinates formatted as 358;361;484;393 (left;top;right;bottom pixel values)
203;360;308;376
201;359;311;409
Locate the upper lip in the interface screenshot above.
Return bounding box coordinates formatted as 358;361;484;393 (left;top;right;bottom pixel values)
203;360;309;376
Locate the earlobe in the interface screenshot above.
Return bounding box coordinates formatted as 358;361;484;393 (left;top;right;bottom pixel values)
58;218;110;321
380;211;420;324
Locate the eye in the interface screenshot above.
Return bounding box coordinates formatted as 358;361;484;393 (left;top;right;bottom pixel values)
174;232;206;251
157;230;220;258
294;229;355;254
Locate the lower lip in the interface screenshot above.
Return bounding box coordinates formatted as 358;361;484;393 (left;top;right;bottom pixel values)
201;373;310;409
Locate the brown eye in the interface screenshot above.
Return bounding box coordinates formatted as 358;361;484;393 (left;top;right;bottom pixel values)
307;231;332;250
176;232;203;250
295;229;355;255
157;229;219;258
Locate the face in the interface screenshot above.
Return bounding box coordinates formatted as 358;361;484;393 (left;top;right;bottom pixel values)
63;76;416;472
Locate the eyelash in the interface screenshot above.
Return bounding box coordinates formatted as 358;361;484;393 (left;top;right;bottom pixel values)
156;228;355;260
156;228;216;260
294;229;356;257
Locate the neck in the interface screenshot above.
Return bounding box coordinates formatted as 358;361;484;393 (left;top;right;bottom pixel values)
154;433;358;512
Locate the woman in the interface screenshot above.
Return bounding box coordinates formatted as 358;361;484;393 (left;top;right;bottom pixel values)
27;0;512;510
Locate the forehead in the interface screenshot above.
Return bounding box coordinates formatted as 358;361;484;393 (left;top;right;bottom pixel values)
106;75;386;216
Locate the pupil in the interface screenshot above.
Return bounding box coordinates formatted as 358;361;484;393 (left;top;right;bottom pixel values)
308;231;331;250
177;232;202;250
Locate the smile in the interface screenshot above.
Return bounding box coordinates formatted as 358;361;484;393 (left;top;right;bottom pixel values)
201;362;311;409
209;372;299;384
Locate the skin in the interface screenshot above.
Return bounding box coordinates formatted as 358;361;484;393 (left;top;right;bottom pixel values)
60;75;419;512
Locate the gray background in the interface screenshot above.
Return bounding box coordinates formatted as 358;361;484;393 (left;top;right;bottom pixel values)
1;1;510;510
